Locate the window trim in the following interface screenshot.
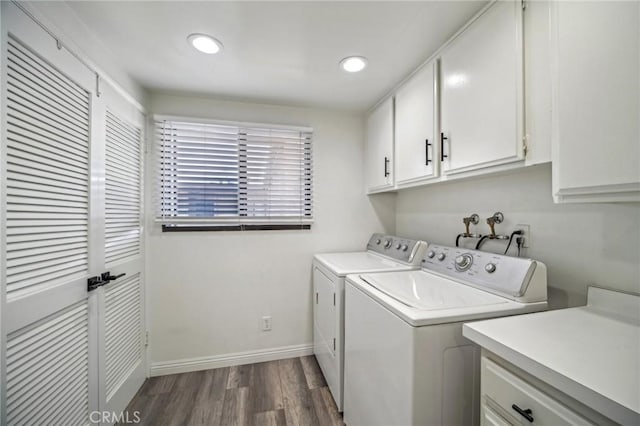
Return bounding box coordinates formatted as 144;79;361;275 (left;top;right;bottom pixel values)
154;114;313;230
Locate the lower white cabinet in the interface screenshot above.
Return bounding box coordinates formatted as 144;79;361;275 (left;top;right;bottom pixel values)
551;0;640;203
481;357;596;426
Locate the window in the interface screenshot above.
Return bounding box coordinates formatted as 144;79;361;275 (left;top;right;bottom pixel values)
156;116;313;231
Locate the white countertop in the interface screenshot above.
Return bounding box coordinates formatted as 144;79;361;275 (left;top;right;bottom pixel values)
463;287;640;426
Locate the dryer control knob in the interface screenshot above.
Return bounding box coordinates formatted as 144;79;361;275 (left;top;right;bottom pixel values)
396;243;402;250
401;244;409;251
437;253;446;261
427;251;436;258
485;263;497;273
376;239;381;245
384;239;392;248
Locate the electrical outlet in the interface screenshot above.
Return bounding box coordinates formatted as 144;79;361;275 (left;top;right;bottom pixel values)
262;316;272;331
515;224;531;248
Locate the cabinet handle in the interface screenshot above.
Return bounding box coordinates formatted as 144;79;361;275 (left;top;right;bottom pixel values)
425;139;431;165
384;156;390;177
512;404;534;423
440;133;448;161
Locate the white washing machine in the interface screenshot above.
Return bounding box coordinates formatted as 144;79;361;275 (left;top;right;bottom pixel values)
313;234;428;411
343;244;548;426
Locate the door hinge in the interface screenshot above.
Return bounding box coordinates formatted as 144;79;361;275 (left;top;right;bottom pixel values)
522;135;529;158
522;0;527;11
333;293;336;306
95;73;101;98
145;331;149;347
333;338;336;351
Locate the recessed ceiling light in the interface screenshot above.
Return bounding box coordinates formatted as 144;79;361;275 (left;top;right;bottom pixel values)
187;33;223;54
340;56;368;73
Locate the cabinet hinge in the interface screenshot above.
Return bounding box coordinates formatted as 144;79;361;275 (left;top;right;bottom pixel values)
333;338;336;351
522;0;527;11
333;293;336;306
522;135;529;158
145;331;150;347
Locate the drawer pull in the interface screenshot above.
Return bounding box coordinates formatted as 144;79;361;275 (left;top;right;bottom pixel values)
512;404;534;422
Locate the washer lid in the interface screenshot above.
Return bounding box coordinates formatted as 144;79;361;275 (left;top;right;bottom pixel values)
360;271;507;311
314;252;416;276
348;270;547;326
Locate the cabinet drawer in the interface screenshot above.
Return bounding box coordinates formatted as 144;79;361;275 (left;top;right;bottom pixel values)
483;403;515;426
482;357;594;425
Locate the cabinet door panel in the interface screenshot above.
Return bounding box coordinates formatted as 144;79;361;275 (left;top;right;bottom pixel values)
395;62;437;185
365;97;394;192
552;1;640;202
441;1;523;174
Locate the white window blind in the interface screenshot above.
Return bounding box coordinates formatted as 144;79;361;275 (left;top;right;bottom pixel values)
156;116;312;230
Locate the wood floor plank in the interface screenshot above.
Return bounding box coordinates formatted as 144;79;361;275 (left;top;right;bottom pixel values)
250;361;284;413
121;393;170;426
278;358;320;426
158;371;204;425
188;367;230;425
300;356;327;389
253;409;287;426
142;374;178;395
122;358;341;426
220;387;251;426
310;387;344;426
227;364;252;389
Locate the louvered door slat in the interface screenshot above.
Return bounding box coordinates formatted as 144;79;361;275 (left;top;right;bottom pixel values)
8;106;89;149
8;147;88;181
7;84;90;136
7;38;89;104
104;274;142;400
8;122;89;160
7;302;89;425
105;110;141;266
5;35;90;299
8;236;86;251
8;130;87;166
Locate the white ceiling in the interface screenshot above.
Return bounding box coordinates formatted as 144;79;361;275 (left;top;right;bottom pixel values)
64;1;487;111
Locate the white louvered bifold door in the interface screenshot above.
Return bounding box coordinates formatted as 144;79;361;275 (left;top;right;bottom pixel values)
98;87;146;417
1;2;99;424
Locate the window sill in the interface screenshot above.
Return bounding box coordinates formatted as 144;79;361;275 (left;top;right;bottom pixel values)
161;224;311;232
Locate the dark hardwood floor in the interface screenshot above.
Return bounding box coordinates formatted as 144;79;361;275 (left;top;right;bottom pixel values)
121;356;344;426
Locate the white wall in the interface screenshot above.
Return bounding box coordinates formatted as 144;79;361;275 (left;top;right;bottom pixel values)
145;93;394;365
396;164;640;309
24;1;147;106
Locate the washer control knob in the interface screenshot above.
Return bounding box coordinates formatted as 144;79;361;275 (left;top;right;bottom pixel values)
455;253;473;271
396;243;402;250
485;263;497;273
376;239;381;245
401;244;409;252
384;239;392;248
427;250;436;258
437;253;446;261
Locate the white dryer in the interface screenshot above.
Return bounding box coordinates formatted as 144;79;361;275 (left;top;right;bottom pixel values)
343;244;548;426
313;234;428;412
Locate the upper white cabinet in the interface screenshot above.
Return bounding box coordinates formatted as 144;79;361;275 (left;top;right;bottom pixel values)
551;1;640;203
394;61;439;187
440;0;524;175
365;97;394;193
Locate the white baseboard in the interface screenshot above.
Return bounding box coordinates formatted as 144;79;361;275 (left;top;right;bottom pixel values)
149;343;313;377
